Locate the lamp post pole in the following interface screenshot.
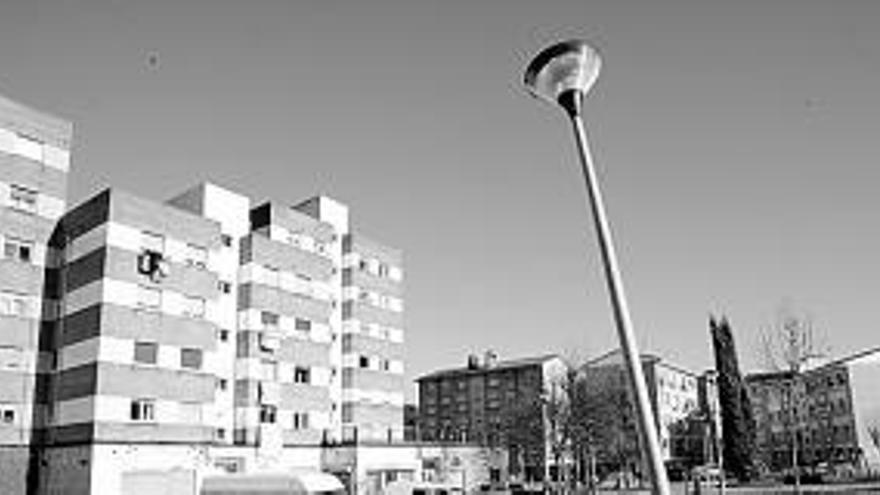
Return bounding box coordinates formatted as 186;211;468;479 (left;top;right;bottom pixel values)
524;40;671;495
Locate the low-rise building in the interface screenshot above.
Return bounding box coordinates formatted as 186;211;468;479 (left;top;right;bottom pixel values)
747;346;880;475
416;352;566;483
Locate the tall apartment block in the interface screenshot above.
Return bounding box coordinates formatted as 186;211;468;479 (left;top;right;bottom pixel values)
341;234;405;443
28;183;406;494
0;95;72;495
0;88;406;495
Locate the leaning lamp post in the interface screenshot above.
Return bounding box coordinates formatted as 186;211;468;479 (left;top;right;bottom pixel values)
524;40;671;495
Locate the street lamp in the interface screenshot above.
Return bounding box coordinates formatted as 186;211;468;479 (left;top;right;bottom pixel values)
523;40;671;495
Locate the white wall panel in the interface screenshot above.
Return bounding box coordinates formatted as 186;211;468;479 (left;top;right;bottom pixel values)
37;194;65;220
43;144;70;172
105;223;142;252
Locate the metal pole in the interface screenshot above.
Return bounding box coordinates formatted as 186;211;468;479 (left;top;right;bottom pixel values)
562;94;671;495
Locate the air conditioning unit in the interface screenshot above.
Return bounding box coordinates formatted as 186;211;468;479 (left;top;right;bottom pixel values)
156;259;171;278
138;250;170;281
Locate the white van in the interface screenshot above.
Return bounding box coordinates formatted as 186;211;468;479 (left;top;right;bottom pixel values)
201;472;346;495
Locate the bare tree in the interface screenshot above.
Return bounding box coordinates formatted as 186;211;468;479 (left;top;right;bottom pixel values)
575;366;641;489
499;393;545;482
759;306;829;492
545;374;573;493
542;361;641;493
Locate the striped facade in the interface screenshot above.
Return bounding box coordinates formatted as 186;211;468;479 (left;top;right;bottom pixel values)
44;189;223;447
234;200;339;449
0;92;408;494
341;235;405;442
0;95;71;495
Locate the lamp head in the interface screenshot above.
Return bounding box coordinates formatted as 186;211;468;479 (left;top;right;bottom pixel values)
524;39;602;117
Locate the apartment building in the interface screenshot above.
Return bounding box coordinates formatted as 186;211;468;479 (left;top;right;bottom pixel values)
0;92;410;494
416;352;566;482
24;183;406;494
583;350;720;470
0;95;72;494
746;346;880;475
341;234;405;443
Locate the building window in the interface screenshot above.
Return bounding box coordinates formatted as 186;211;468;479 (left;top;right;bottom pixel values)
218;280;232;294
220;234;233;247
258;331;279;352
133;341;158;365
137;286;161;310
9;185;38;214
359;356;370;369
259;404;277;424
130;399;156;422
185;244;208;269
294;367;311;384
387;297;403;312
261;311;279;328
261;359;279;381
0;292;30;318
295;318;311;332
0;405;15;424
3;237;33;263
293;412;309;430
182;295;206;318
217;378;228;391
378;263;389;277
216;428;227;440
180;348;203;370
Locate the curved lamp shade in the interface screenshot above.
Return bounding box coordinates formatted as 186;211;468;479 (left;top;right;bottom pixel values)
524;39;602;108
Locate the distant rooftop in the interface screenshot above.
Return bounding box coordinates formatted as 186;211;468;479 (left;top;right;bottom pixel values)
584;348;705;378
416;353;561;381
746;345;880;382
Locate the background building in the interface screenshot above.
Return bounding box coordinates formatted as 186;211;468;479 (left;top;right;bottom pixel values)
0;95;72;495
583;350;720;477
747;346;880;475
416;352;565;483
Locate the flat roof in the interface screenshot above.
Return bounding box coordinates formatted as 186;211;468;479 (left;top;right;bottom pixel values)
416;353;561;381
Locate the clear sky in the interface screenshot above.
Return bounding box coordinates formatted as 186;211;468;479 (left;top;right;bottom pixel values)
2;0;879;392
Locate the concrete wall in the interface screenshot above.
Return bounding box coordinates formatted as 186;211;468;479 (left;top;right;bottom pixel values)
0;446;30;495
